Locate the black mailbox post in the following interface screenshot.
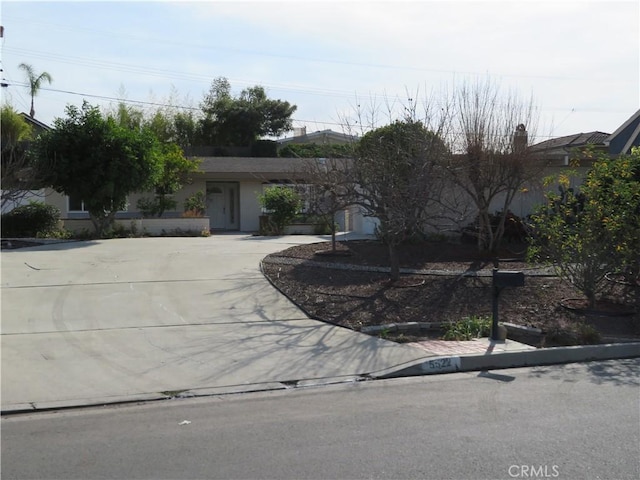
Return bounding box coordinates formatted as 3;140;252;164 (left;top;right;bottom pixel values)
492;269;525;340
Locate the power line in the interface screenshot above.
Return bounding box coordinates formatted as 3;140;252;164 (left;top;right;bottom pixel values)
6;81;602;140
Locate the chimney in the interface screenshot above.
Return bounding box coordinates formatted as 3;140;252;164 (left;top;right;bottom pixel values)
293;126;307;138
513;124;527;154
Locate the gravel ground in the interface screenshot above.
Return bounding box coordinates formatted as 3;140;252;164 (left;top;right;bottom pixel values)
262;239;640;346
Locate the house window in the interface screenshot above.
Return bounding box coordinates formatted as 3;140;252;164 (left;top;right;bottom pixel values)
68;195;88;212
67;195;129;213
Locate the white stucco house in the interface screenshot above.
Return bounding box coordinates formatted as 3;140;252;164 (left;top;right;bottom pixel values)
35;110;640;236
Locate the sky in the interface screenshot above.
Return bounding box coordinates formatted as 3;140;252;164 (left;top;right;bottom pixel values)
1;0;638;143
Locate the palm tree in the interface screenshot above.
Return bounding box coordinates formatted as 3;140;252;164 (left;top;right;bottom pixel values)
18;63;53;118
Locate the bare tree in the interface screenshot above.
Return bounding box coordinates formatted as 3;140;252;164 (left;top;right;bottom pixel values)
445;79;544;252
18;63;52;119
295;156;357;252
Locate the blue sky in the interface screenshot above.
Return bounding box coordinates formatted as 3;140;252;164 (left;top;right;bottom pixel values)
1;0;638;142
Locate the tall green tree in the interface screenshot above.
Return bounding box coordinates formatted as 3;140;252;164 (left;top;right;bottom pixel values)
33;102;163;236
1;105;37;209
107;102;201;217
198;77;296;146
18;63;53;118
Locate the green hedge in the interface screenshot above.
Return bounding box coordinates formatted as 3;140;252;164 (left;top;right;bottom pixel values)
278;143;355;158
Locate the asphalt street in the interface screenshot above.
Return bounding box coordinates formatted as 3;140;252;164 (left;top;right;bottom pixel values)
2;359;639;480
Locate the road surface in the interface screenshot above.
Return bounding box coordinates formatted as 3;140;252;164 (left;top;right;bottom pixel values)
2;359;639;480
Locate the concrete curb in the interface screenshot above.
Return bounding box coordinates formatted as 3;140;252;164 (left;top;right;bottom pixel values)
4;345;638;414
373;342;640;379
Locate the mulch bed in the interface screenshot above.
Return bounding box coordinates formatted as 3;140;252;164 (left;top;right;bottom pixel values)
262;240;640;347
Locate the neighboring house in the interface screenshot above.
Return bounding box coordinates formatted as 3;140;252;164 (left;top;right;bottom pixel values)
507;109;640;219
277;128;356;146
605;108;640;155
528;131;610;166
530;109;640;163
20;112;50;136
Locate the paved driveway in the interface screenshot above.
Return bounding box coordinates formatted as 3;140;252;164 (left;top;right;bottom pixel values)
1;234;428;411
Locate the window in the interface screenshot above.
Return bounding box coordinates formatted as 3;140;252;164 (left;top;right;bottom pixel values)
68;195;87;212
67;195;129;213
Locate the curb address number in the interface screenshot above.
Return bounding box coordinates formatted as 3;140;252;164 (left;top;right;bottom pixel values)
421;356;461;373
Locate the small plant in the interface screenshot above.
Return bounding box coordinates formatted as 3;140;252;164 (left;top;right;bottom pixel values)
258;186;301;235
378;327;391;339
137;196;178;218
36;227;72;240
182;209;203;218
443;315;492;341
576;323;601;345
184;191;206;217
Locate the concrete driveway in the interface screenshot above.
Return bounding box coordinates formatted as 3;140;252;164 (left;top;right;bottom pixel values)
1;234;429;411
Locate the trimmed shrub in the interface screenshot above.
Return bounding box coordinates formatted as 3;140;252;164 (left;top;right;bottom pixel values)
258;186;301;235
1;202;61;237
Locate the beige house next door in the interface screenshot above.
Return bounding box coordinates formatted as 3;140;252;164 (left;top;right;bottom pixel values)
206;182;239;230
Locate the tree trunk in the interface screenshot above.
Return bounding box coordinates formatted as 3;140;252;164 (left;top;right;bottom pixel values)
89;211;116;237
330;212;337;252
388;241;400;282
477;208;491;252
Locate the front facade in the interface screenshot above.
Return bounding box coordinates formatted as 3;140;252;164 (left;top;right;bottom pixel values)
43;112;640;236
46;156;323;234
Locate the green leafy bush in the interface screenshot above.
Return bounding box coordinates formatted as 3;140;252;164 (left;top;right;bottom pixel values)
184;191;206;217
278;143;355;159
258;186;301;235
443;316;491;340
529;148;640;306
1;202;61;237
137;196;178;218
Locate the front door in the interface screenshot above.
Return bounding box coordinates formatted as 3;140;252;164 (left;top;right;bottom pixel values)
206;182;239;230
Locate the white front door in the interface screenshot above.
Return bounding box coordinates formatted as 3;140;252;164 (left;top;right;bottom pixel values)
206;182;239;230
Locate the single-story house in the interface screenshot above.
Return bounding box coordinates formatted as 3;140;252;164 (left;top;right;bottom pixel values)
45;156;335;235
41;111;640;236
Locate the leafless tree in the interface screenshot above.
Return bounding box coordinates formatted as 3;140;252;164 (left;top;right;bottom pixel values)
294;156;358;252
445;79;546;252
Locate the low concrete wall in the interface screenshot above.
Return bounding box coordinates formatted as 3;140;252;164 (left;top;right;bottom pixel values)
62;219;94;234
284;223;323;235
127;218;210;236
62;217;210;236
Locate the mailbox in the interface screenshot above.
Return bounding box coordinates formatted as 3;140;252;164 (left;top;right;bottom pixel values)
493;270;525;288
491;269;525;341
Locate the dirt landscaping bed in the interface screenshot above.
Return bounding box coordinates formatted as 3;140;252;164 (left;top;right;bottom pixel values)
262;240;640;347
